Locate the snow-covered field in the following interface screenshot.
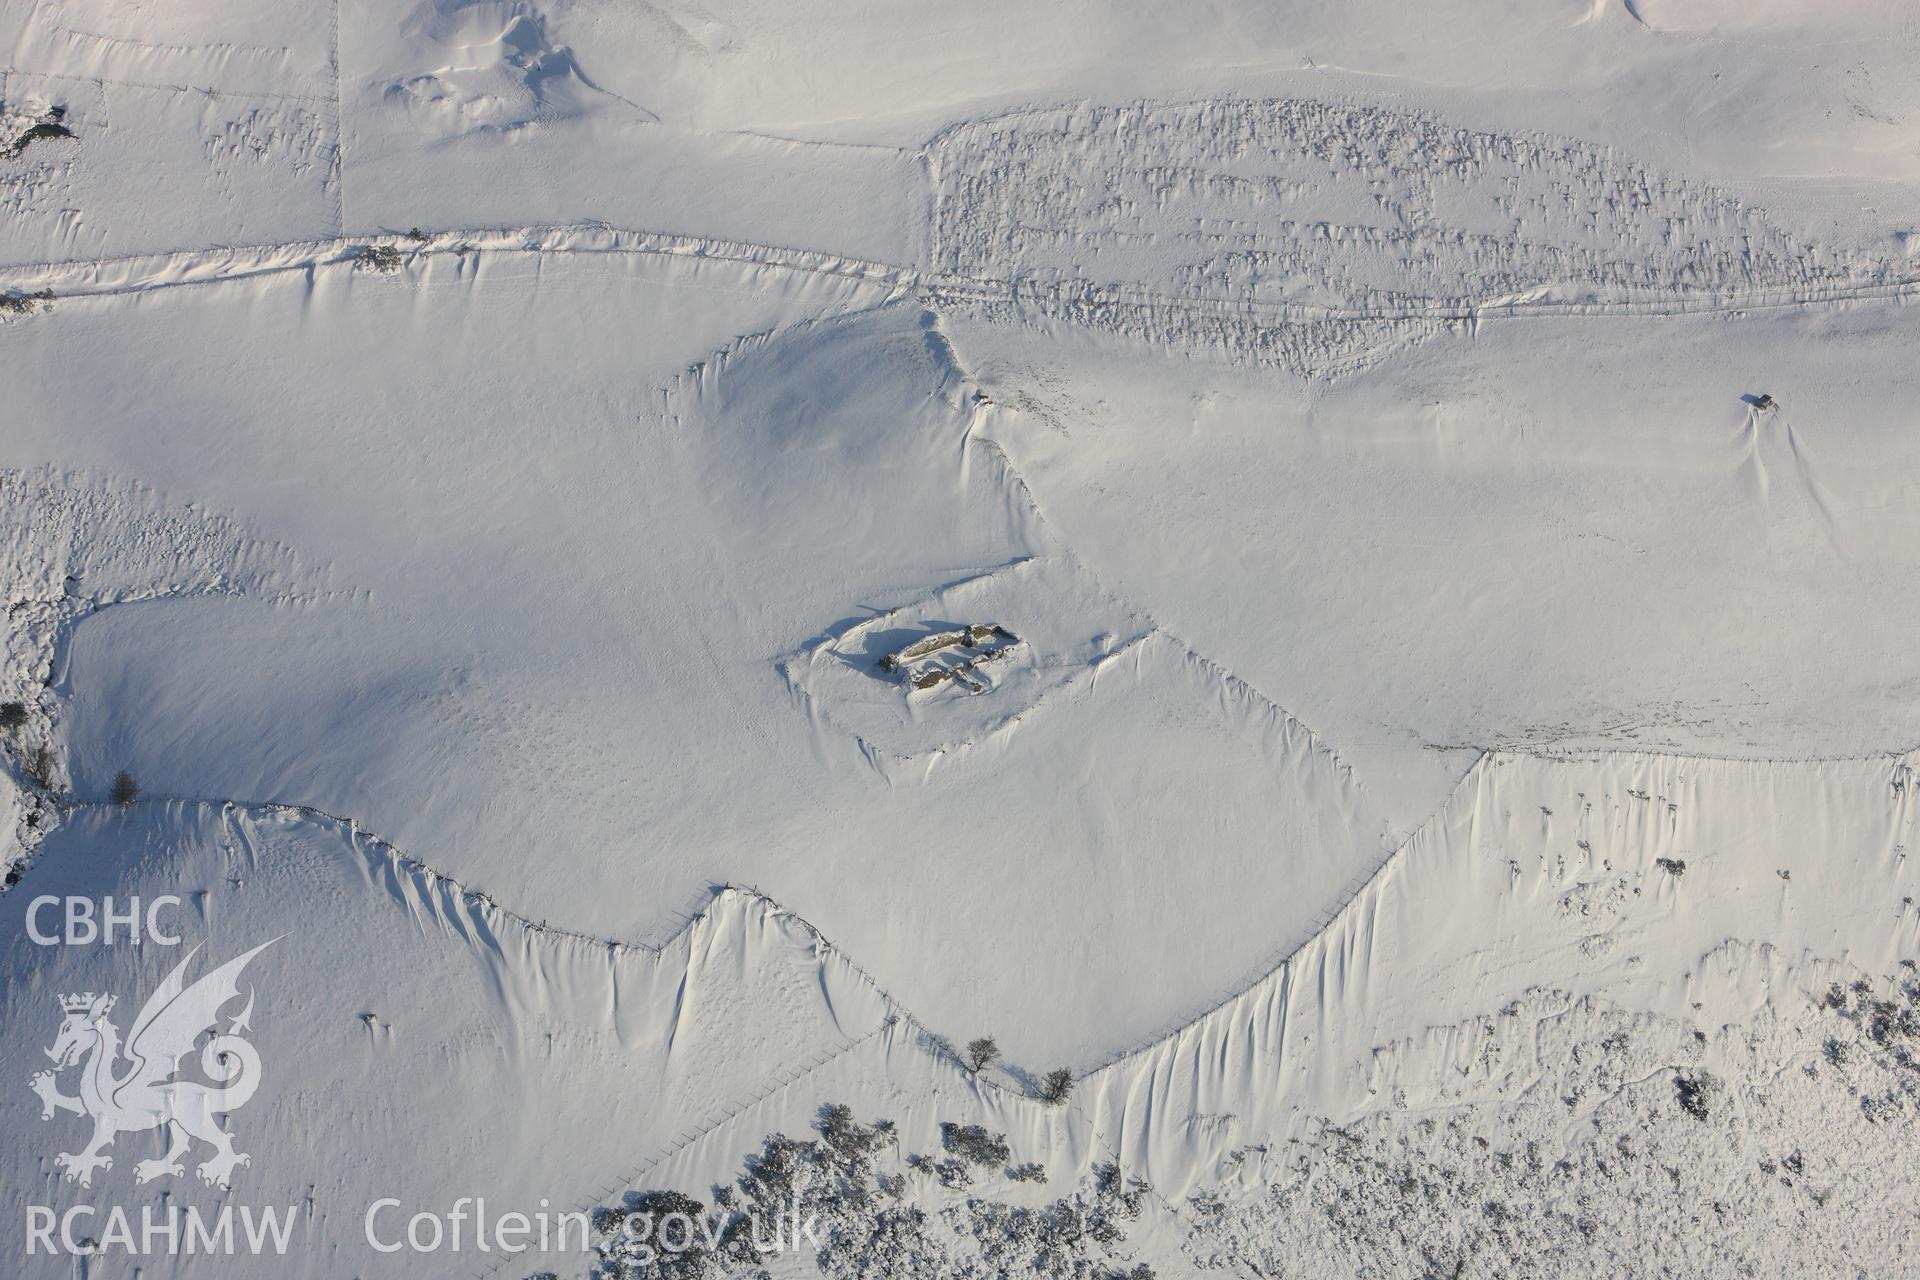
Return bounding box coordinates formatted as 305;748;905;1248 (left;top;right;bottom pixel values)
3;2;1919;1277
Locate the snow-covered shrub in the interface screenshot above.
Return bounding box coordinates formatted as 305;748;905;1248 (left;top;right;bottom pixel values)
940;1122;1011;1168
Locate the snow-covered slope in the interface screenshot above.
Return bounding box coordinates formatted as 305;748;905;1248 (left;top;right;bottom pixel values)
4;0;1920;1276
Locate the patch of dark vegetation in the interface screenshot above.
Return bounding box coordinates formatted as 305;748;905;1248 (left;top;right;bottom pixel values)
592;1105;1150;1279
1673;1070;1718;1121
109;770;140;807
1861;1092;1904;1124
964;1036;1001;1074
1822;974;1920;1053
941;1122;1011;1169
24;743;56;790
1654;857;1686;878
358;244;404;273
3;106;75;160
0;288;55;316
0;702;26;731
1188;976;1920;1277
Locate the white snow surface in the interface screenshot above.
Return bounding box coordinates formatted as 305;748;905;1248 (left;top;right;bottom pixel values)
3;1;1920;1276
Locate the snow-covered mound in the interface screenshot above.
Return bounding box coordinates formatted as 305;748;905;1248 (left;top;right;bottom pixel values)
380;5;653;135
785;558;1151;763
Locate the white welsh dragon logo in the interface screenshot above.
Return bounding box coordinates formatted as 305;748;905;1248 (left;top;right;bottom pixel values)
30;939;277;1189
